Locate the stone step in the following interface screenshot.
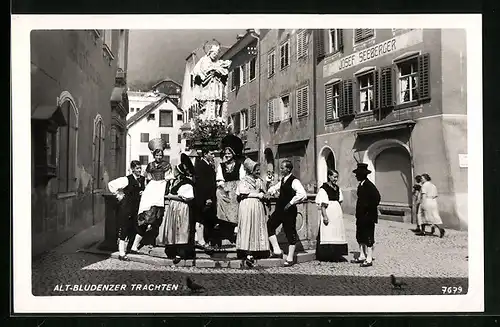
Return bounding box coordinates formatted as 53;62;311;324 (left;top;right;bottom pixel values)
80;246;316;269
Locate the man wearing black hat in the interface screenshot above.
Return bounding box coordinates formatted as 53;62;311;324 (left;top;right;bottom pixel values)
352;163;381;267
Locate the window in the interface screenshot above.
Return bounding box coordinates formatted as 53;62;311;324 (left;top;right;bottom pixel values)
232;112;241;133
329;29;343;53
159;110;173;127
140;133;149;143
239;65;247;86
296;86;309;118
177;113;183;121
231;69;240;90
279;94;291;120
267;98;278;124
178;134;182;143
249;104;257;128
190;74;194;88
358;73;375;113
147;113;155;121
240;109;249;130
93;114;105;190
297;30;308;59
58;100;78;193
280;41;290;69
354;29;374;43
325;82;341;122
268;50;276;77
397;58;418;104
161;133;169;144
249;58;256;81
139;155;149;166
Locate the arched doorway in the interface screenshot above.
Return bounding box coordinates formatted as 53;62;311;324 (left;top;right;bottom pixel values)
317;146;336;186
374;147;412;206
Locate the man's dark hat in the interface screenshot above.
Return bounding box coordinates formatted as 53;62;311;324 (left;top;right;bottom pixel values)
353;163;371;174
221;134;243;156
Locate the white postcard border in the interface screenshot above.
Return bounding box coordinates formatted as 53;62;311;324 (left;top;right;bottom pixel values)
12;14;483;313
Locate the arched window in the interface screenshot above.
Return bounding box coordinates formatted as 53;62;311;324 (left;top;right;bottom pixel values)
57;96;78;193
93;114;105;190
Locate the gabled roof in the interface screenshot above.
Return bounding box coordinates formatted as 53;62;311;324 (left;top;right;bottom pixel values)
126;95;184;129
151;78;182;89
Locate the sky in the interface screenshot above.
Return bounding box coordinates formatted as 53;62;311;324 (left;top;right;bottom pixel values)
127;29;245;90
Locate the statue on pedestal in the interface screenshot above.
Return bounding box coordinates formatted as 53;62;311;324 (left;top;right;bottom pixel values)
192;39;232;122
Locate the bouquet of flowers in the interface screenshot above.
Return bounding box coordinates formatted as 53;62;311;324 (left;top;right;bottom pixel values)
184;118;229;150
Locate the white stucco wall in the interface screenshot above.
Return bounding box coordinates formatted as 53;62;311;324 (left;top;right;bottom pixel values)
126;91;162;120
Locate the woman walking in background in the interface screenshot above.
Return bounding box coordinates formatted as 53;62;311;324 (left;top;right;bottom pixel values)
163;153;196;264
315;169;348;262
235;158;270;268
419;173;446;238
412;175;424;234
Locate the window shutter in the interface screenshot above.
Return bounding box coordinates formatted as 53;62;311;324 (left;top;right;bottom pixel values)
354;29;364;43
325;84;334;122
303;87;309;117
418;53;430;101
337;29;344;51
380;65;394;109
373;70;380;111
268;100;273;124
315;30;325;60
250;104;257;128
341;79;354;116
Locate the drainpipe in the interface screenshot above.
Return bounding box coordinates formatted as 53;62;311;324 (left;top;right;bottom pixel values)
249;31;261;162
312;30;319;193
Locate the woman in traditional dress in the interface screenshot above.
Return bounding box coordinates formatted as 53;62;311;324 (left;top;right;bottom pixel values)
129;138;170;253
215;134;245;245
315;169;348;262
419;173;446;238
235;158;270;268
163;153;196;264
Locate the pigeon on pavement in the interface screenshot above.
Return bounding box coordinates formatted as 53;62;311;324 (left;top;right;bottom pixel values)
186;277;205;293
390;274;407;289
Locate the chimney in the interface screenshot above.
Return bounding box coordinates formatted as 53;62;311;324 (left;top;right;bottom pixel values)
236;34;244;41
246;29;255;34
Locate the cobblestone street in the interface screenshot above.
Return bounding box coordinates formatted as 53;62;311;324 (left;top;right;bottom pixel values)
32;215;468;296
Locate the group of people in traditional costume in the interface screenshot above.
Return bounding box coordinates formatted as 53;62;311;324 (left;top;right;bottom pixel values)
110;131;445;268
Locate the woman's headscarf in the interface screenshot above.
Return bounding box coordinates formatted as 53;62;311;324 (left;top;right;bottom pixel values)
243;158;259;174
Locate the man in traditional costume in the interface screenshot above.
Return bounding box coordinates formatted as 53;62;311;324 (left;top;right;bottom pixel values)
267;160;307;267
351;163;381;267
107;160;145;261
193;145;218;251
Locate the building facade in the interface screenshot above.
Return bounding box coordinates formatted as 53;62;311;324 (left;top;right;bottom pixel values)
127;90;163;120
151;79;182;107
259;29;317;193
221;30;260;161
126;96;187;172
31;29;130;257
316;29;467;229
